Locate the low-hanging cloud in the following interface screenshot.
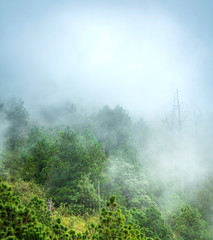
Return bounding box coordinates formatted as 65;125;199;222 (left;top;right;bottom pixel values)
0;1;209;119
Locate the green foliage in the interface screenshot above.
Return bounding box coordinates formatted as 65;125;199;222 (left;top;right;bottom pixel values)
85;196;149;240
4;98;29;151
0;178;75;240
8;179;46;205
172;205;210;240
194;176;213;224
91;105;132;153
122;206;172;240
0;181;156;240
20;126;57;184
143;206;172;240
1;100;213;239
46;128;106;212
0;178;47;239
27;196;51;227
2;126;57;183
22;226;51;240
1;148;22;179
3;177;211;240
3;125;106;213
102;155;153;209
52;175;99;214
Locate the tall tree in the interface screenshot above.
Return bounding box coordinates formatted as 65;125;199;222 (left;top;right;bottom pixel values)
172;205;210;240
46;128;106;210
91;105;132;153
4;98;29;150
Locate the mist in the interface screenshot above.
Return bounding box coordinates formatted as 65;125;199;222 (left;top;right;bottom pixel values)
1;1;213;237
1;1;213;119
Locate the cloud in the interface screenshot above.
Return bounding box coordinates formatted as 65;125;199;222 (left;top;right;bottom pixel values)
0;1;209;118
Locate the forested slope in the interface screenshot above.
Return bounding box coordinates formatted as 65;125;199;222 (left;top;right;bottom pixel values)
0;98;212;240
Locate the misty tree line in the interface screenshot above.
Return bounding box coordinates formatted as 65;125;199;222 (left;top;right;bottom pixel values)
0;98;212;240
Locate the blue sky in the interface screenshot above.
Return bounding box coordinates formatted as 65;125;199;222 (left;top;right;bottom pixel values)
0;0;213;118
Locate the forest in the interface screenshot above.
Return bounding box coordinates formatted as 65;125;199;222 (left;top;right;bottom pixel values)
0;98;212;240
1;0;213;239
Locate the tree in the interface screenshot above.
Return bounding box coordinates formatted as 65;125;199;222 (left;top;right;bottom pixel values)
0;178;50;239
84;196;151;240
4;98;29;151
91;105;132;153
0;178;79;240
122;206;173;240
19;126;57;184
172;205;210;240
46;128;106;210
143;206;172;240
51;176;99;215
2;126;57;184
194;176;213;224
101;155;152;209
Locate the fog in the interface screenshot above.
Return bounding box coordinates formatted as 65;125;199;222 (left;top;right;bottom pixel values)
1;2;213;234
1;1;213;119
1;0;213;202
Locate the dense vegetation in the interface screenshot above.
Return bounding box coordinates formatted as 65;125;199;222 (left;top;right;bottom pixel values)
0;98;212;239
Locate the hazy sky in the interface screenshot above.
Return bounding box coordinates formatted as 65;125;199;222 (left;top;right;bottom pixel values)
1;0;213;118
